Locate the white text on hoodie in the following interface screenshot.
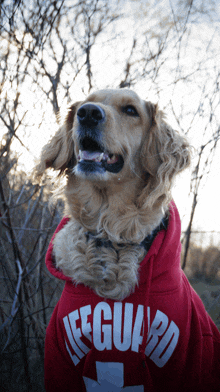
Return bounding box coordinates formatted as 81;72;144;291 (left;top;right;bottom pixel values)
63;302;179;368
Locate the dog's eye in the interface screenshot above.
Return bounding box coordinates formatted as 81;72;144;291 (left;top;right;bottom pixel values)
122;105;139;117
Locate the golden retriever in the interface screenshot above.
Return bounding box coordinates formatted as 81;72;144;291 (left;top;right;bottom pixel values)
35;89;191;300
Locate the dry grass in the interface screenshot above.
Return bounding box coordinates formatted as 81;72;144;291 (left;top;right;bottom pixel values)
182;238;220;330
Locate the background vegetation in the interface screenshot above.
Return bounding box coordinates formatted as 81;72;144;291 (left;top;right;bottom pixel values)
0;0;220;390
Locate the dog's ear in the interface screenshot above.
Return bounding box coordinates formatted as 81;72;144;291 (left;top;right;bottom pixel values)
139;102;191;208
34;103;80;178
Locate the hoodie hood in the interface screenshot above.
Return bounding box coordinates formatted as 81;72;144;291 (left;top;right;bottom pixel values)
46;216;72;282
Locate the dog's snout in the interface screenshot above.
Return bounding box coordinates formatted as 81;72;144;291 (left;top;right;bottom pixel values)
77;103;105;126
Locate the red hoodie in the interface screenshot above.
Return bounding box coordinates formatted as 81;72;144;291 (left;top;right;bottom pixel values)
44;201;220;392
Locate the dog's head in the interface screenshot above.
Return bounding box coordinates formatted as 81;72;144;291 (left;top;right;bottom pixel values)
35;89;191;213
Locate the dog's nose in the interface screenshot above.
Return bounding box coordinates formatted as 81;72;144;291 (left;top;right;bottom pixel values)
77;104;105;126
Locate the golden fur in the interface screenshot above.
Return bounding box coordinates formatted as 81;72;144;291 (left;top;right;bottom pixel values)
35;89;191;300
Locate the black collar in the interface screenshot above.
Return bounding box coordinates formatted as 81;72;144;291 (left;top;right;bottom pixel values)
140;216;168;251
85;216;168;252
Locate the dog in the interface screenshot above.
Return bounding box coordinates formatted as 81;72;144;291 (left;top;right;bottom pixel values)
35;89;220;391
35;88;190;300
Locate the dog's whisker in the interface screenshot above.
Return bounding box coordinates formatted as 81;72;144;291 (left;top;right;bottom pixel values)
130;165;143;180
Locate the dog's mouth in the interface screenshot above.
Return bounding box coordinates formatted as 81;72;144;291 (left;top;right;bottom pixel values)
76;137;124;174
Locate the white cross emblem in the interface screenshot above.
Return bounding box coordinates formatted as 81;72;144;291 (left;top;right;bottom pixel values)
83;362;144;391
